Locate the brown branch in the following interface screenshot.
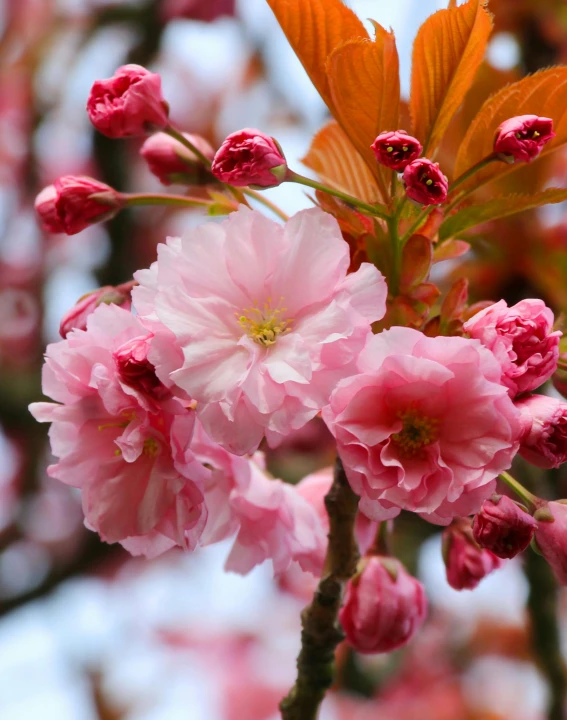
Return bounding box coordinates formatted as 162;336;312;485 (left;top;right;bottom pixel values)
279;457;360;720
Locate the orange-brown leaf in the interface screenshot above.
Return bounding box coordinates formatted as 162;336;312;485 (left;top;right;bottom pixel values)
454;67;567;186
327;24;400;196
265;0;367;115
410;0;493;155
301;121;382;204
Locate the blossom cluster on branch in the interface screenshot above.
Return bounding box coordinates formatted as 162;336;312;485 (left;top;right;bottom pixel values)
28;1;567;717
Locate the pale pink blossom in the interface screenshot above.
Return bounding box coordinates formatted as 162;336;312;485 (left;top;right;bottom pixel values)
464;299;561;396
133;207;387;454
323;327;521;524
191;422;328;575
29;304;209;553
517;394;567;469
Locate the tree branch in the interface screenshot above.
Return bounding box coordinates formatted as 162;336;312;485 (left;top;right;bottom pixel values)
279;457;360;720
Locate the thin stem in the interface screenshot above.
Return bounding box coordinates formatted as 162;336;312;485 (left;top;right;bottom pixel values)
279;457;360;720
287;171;389;220
387;213;401;296
369;522;391;556
164;124;212;167
123;193;211;208
399;206;434;247
390;171;398;206
243;189;289;221
498;471;539;511
448;153;498;196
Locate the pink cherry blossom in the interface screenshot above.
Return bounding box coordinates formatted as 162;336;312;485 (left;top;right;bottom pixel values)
191;422;328;575
494;114;555;163
211;128;287;187
59;282;134;338
464;298;561;397
29;304;209;553
133;206;388;454
443;521;502;590
140;132;214;186
339;555;427;653
323;327;521;524
87;64;169;138
534;501;567;585
517;394;567;469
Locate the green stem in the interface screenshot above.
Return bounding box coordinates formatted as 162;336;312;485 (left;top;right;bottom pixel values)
287;171;389;220
279;457;360;720
399;206;434;247
498;471;539;511
123;193;211;208
387;213;401;295
242;189;289;221
164;124;212;167
448;153;498;196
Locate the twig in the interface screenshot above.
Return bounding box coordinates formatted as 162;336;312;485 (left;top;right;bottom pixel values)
279;457;360;720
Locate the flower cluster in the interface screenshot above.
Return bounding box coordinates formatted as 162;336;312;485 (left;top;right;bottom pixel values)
28;46;567;686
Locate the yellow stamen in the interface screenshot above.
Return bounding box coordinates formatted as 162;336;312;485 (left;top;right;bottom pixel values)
425;178;433;186
237;297;292;347
386;146;394;152
402;145;408;151
392;408;439;457
532;130;540;138
143;438;160;458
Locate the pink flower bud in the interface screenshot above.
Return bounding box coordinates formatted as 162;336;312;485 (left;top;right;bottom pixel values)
34;185;63;233
516;394;567;469
140;132;215;186
494;115;555;163
534;501;567;585
339;556;427;654
402;158;448;205
87;64;169;138
113;334;169;400
371;130;423;171
59;282;134;338
464;299;561;397
473;494;537;559
211;128;287;187
443;521;502;590
35;176;123;235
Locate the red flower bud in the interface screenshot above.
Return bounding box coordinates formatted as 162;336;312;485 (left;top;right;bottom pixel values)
443;521;502;590
113;334;170;400
211;128;287;188
472;494;537;559
402;158;448;205
494;114;555;163
516;394;567;469
35;176;123;235
140;132;215;186
59;282;134;338
534;501;567;585
87;64;169;138
371;130;423;171
339;556;427;654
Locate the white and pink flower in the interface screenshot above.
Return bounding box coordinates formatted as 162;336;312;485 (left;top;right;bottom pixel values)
323;327;521;524
133;206;387;454
29;304;209;554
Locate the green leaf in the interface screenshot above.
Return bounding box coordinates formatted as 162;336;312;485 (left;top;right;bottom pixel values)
439;188;567;240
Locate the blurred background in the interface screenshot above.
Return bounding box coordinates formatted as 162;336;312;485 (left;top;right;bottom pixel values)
2;0;567;718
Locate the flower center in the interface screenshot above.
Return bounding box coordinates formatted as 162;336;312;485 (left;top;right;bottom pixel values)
143;437;160;457
391;408;439;457
238;298;292;347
